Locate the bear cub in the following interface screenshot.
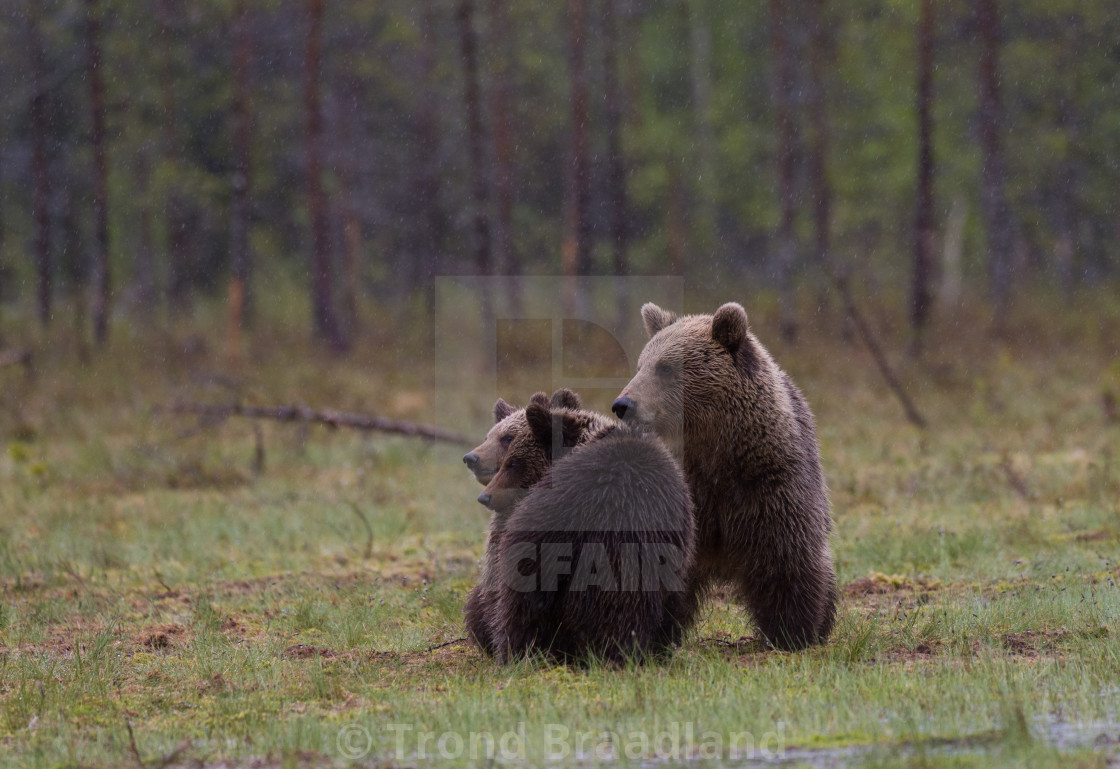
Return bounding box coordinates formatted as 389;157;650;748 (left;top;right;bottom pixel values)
470;400;696;664
462;388;582;486
464;391;615;654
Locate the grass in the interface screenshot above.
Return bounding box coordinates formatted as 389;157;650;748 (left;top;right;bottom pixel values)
1;286;1119;768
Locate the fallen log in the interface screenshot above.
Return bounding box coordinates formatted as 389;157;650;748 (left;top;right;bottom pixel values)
159;401;476;447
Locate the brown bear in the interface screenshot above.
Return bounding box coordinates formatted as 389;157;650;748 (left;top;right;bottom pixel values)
611;302;836;650
462;388;582;485
464;391;615;654
479;402;696;663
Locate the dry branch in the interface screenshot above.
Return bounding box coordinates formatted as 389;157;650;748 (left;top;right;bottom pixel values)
999;456;1033;500
819;264;928;430
160;401;476;446
838;286;928;430
424;637;467;653
345;501;374;560
124;718;143;768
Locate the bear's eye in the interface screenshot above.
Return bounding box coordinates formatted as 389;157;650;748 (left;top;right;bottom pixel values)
506;459;520;469
655;361;676;379
500;434;513;446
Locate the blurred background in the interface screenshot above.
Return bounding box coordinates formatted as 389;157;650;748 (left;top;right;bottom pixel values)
0;0;1117;382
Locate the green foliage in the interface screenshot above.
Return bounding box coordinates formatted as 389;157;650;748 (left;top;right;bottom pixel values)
1;0;1117;321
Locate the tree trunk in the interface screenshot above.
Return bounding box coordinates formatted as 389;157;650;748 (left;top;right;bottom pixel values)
337;77;364;335
486;0;520;314
667;162;686;277
806;0;833;324
940;197;966;307
602;0;630;325
0;138;4;333
227;0;254;361
29;10;52;327
910;0;936;352
86;0;110;346
412;5;443;313
340;199;361;332
304;0;347;353
1053;26;1082;304
976;0;1014;329
158;0;188;316
688;0;716;249
456;0;492;285
769;0;798;342
135;168;157;315
456;0;494;325
562;0;591;316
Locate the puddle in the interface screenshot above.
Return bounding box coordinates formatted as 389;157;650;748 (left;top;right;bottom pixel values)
713;716;1120;768
1041;718;1120;752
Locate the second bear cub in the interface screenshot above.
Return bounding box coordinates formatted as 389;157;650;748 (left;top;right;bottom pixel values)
474;401;697;664
462;388;583;485
465;391;613;653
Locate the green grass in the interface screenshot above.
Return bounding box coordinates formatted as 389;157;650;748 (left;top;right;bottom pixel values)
1;289;1119;768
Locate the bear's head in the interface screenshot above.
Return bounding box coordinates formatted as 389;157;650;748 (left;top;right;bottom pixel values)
463;389;582;485
611;302;755;452
477;399;602;512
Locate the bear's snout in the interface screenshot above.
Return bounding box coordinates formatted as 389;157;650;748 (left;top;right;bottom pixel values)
477;492;492;508
612;397;636;421
463;452;480;470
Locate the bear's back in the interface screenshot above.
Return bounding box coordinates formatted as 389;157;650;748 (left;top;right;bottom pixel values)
509;425;693;535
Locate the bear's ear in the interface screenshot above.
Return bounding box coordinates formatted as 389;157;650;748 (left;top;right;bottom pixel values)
528;391;550;408
711;302;749;352
493;398;515;423
525;403;583;459
641;303;677;337
559;413;585;448
549;388;581;410
525;402;554;448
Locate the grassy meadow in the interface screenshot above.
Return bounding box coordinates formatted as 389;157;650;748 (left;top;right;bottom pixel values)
1;287;1119;768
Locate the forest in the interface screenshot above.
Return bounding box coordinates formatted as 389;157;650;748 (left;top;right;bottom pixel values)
0;0;1117;352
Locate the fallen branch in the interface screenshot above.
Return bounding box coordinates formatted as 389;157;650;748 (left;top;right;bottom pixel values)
698;635;756;648
124;718;143;768
155;739;192;769
424;637;467;653
838;286;928;430
817;260;928;430
345;501;375;560
159;401;476;447
999;456;1033;500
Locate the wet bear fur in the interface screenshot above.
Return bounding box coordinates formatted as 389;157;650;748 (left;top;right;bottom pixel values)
614;302;837;650
462;388;582;485
464;391;615;653
480;404;697;664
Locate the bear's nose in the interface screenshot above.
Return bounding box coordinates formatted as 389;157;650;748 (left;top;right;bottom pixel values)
612;397;636;421
477;492;492;508
463;452;479;470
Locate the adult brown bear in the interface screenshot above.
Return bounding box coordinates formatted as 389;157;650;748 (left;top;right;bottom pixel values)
612;302;836;650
